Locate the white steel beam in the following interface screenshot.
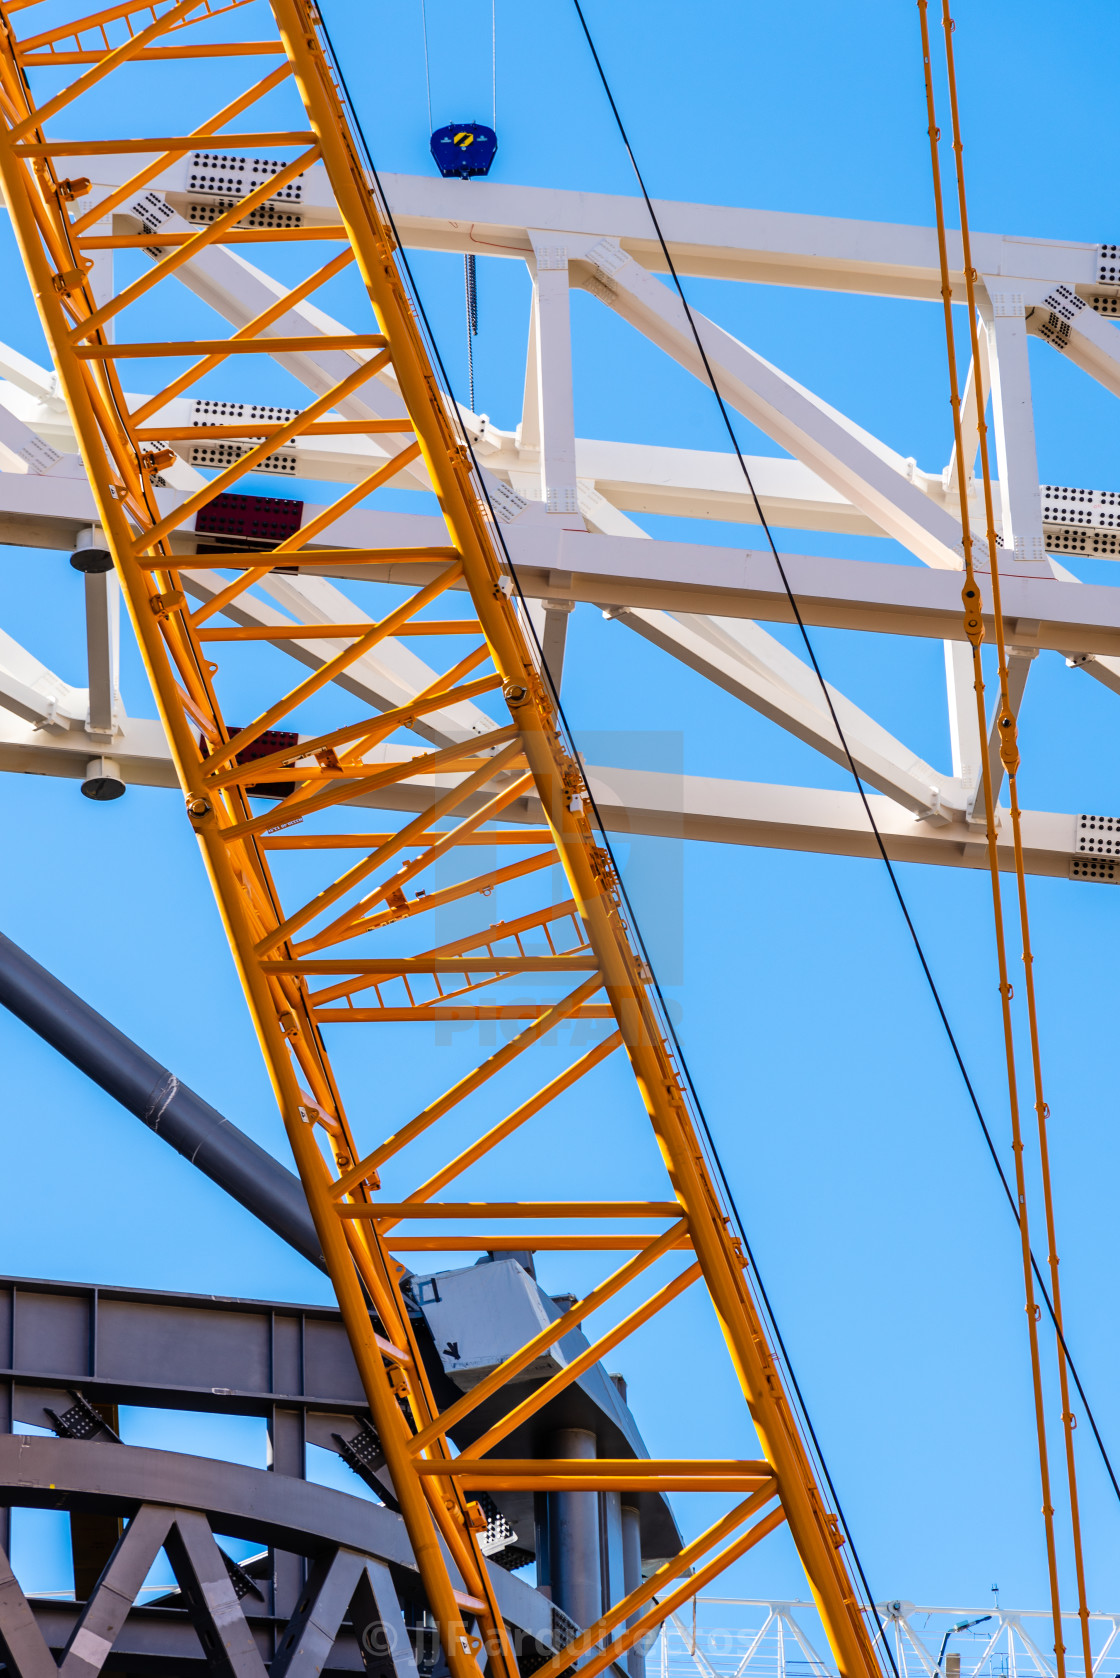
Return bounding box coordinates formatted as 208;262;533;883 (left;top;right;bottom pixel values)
613;607;960;820
527;233;582;519
4;467;1120;656
373;173;1097;301
516;289;540;460
71;525;123;743
0;706;1085;880
0;628;87;730
83;567;120;740
47;158;1103;300
943;344;987;504
539;598;575;690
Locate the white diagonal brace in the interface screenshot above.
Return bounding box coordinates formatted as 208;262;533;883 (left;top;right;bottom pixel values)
574;239;968;570
613;606;960;819
944;344;987;503
0;397;65;475
1026;281;1120;398
1065;650;1120;697
0;626;87;729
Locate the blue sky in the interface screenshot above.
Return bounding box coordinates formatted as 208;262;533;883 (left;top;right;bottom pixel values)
4;0;1120;1635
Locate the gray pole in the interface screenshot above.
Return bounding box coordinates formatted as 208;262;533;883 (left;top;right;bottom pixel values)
0;930;324;1270
621;1503;645;1678
548;1427;601;1630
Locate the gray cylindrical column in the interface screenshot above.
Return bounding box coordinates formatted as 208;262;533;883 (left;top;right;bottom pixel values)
621;1502;644;1678
0;930;323;1269
548;1427;601;1630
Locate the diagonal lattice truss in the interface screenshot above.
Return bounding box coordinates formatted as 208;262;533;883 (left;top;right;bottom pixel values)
0;6;883;1678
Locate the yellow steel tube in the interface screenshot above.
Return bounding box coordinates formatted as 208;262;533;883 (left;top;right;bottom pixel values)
392;1033;623;1211
344;1201;682;1220
70;144;319;341
528;1487;777;1678
0;3;891;1675
267;8;883;1673
559;1509;788;1678
21;128;313;155
407;1219;689;1453
69;66;292;230
130;245;355;424
254;747;527;952
458;1263;702;1458
7;0;209;142
0;76;490;1678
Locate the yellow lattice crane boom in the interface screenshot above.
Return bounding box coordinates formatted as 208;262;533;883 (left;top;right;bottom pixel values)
0;5;884;1677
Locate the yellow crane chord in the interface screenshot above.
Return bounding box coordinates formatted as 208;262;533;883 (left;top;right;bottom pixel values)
0;5;885;1678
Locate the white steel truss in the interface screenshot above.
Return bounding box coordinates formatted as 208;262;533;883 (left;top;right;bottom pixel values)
648;1599;1120;1678
3;170;1120;880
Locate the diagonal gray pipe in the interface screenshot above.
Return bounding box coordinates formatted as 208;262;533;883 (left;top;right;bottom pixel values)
0;930;325;1271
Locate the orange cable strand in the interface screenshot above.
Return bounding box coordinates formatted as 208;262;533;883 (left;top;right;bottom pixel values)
937;8;1092;1670
917;9;1070;1674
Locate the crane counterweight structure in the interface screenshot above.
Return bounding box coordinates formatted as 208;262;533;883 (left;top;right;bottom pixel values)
0;5;884;1678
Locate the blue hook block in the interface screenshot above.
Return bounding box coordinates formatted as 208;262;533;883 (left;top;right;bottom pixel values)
430;123;498;179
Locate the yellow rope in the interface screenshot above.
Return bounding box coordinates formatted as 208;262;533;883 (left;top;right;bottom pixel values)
935;8;1094;1668
917;9;1088;1675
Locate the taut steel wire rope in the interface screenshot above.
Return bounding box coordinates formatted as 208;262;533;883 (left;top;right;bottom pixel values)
569;0;1120;1641
921;3;1092;1669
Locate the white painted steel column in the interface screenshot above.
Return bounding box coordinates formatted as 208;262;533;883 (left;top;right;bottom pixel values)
983;289;1051;573
72;526;120;742
944;639;983;820
541;599;575;688
529;233;581;517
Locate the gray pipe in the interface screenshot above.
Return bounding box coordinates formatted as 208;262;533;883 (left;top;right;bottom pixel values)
0;930;324;1271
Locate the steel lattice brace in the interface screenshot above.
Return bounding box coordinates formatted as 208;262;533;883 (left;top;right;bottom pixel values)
0;7;883;1678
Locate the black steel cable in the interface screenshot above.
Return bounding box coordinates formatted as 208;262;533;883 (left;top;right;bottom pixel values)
316;9;901;1664
465;251;478;410
564;0;1120;1524
317;3;1120;1651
